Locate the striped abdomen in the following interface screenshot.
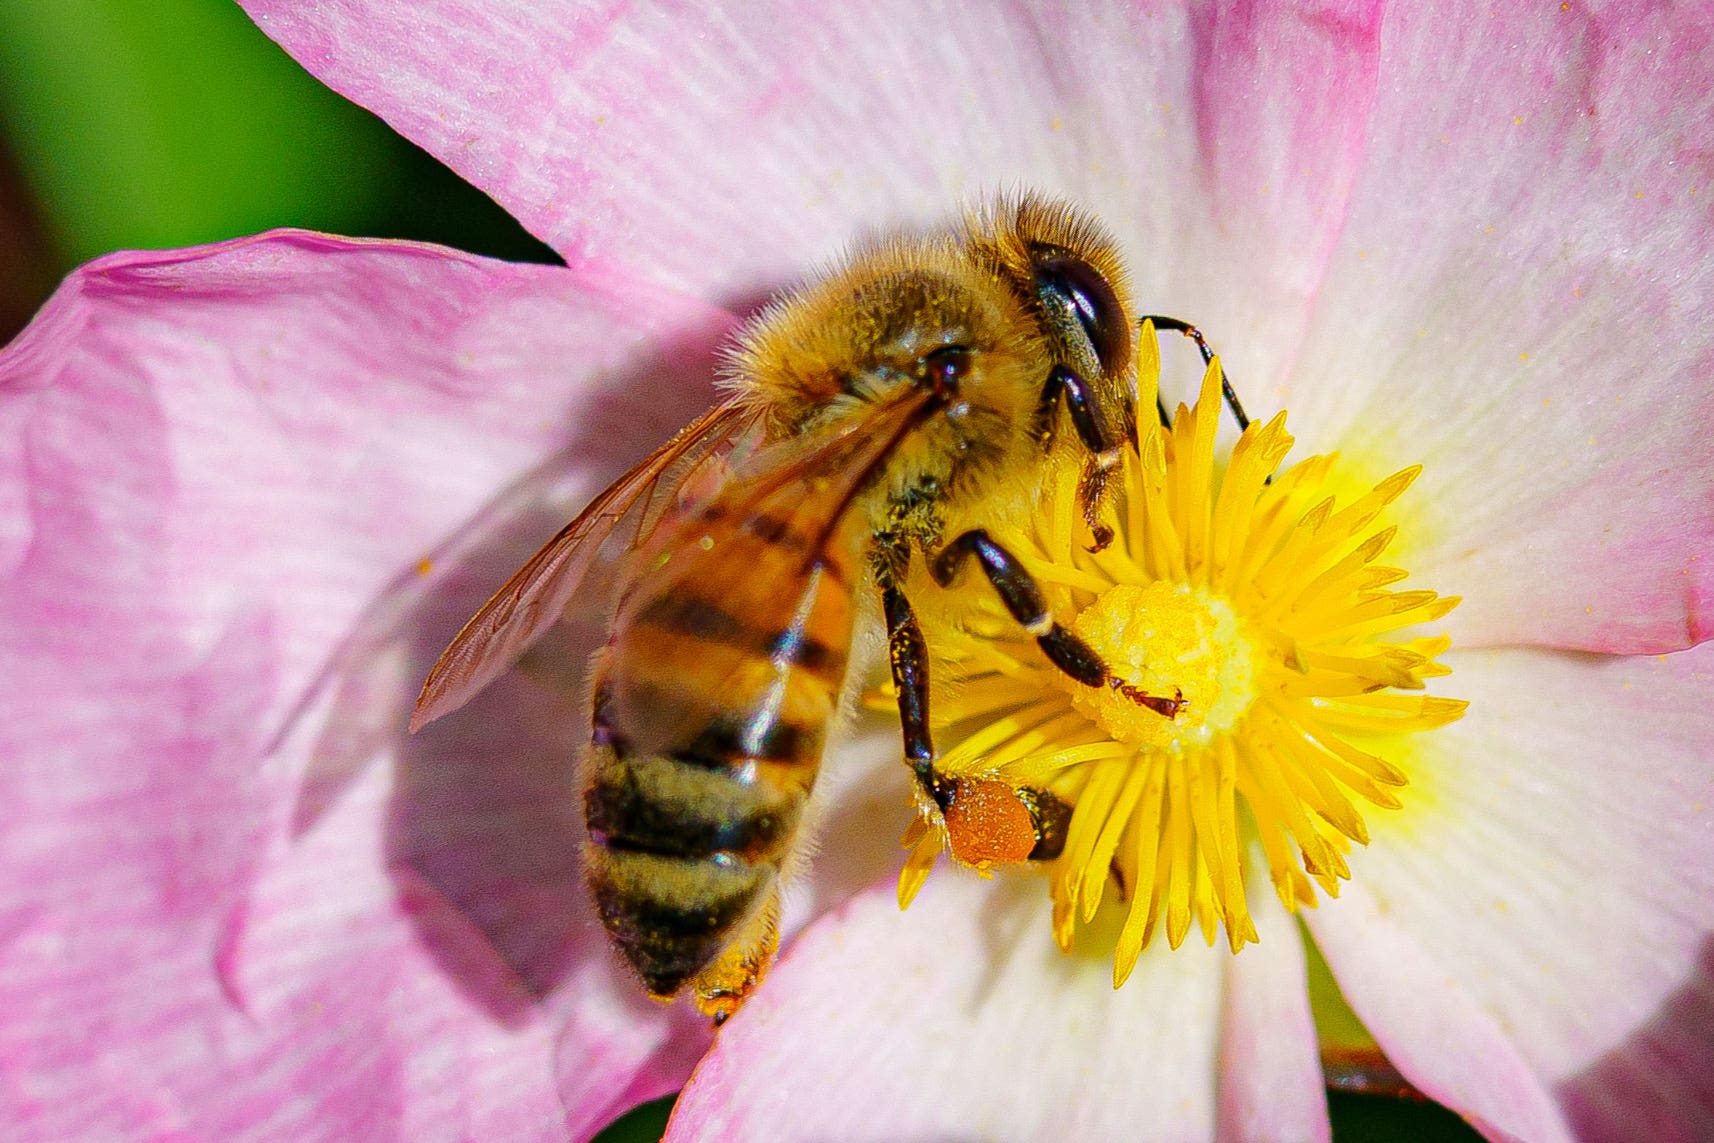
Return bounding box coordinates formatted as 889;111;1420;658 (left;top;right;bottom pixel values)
582;507;860;998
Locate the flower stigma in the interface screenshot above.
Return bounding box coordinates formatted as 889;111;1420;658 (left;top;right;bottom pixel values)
893;324;1467;987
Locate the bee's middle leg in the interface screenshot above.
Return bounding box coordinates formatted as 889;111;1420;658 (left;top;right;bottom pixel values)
931;528;1184;719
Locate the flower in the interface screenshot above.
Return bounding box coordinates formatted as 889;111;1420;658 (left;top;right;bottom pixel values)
892;339;1470;987
2;3;1711;1143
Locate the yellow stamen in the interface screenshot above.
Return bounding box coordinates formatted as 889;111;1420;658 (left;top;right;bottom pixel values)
899;323;1466;983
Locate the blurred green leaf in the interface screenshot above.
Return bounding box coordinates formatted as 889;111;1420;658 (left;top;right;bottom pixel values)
0;0;389;261
1304;920;1376;1055
1329;1091;1484;1143
0;0;554;274
0;137;56;341
592;1095;675;1143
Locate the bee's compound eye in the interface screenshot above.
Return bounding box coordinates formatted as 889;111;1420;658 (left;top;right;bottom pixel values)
1033;254;1127;372
922;344;972;393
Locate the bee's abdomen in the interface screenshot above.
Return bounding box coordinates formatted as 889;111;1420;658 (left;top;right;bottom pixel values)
583;739;802;996
583;720;815;996
585;745;804;863
584;558;854;996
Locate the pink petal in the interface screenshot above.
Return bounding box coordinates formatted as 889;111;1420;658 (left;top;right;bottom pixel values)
1279;4;1714;655
240;0;1385;353
667;871;1271;1143
0;232;733;1138
1307;642;1714;1143
240;1;1712;655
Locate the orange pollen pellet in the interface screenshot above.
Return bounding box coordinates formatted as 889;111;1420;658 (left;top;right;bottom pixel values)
943;778;1037;867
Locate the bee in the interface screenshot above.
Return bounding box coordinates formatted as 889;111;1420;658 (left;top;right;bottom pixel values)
411;194;1196;1022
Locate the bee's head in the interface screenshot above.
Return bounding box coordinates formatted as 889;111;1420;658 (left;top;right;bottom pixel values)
966;194;1137;435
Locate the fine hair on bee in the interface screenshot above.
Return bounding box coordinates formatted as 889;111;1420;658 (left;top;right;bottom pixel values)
411;191;1249;1023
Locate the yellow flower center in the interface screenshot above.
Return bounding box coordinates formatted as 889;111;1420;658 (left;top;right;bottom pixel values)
1064;582;1259;752
890;325;1467;988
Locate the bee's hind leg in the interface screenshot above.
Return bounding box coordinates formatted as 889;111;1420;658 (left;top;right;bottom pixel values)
691;890;781;1028
880;579;935;783
931;529;1184;721
877;563;1069;867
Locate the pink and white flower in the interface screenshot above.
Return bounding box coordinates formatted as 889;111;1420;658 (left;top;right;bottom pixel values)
1;2;1710;1141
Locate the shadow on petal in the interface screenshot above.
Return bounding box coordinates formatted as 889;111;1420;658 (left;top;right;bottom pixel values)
968;868;1064;1013
273;323;735;1019
1558;933;1714;1143
774;720;915;935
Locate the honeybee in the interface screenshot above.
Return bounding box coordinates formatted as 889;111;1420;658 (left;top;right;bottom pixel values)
411;194;1195;1022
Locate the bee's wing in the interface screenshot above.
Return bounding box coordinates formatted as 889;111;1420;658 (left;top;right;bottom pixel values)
411;396;763;730
629;386;942;593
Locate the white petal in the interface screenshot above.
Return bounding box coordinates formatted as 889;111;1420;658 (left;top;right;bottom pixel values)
669;872;1232;1143
1309;642;1714;1142
1219;850;1330;1143
1282;5;1714;654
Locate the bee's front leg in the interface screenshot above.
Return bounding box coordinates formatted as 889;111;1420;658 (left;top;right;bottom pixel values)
1036;363;1123;551
1139;315;1253;432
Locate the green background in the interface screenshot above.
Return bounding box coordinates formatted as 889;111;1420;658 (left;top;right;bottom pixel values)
0;0;554;343
0;3;1483;1141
